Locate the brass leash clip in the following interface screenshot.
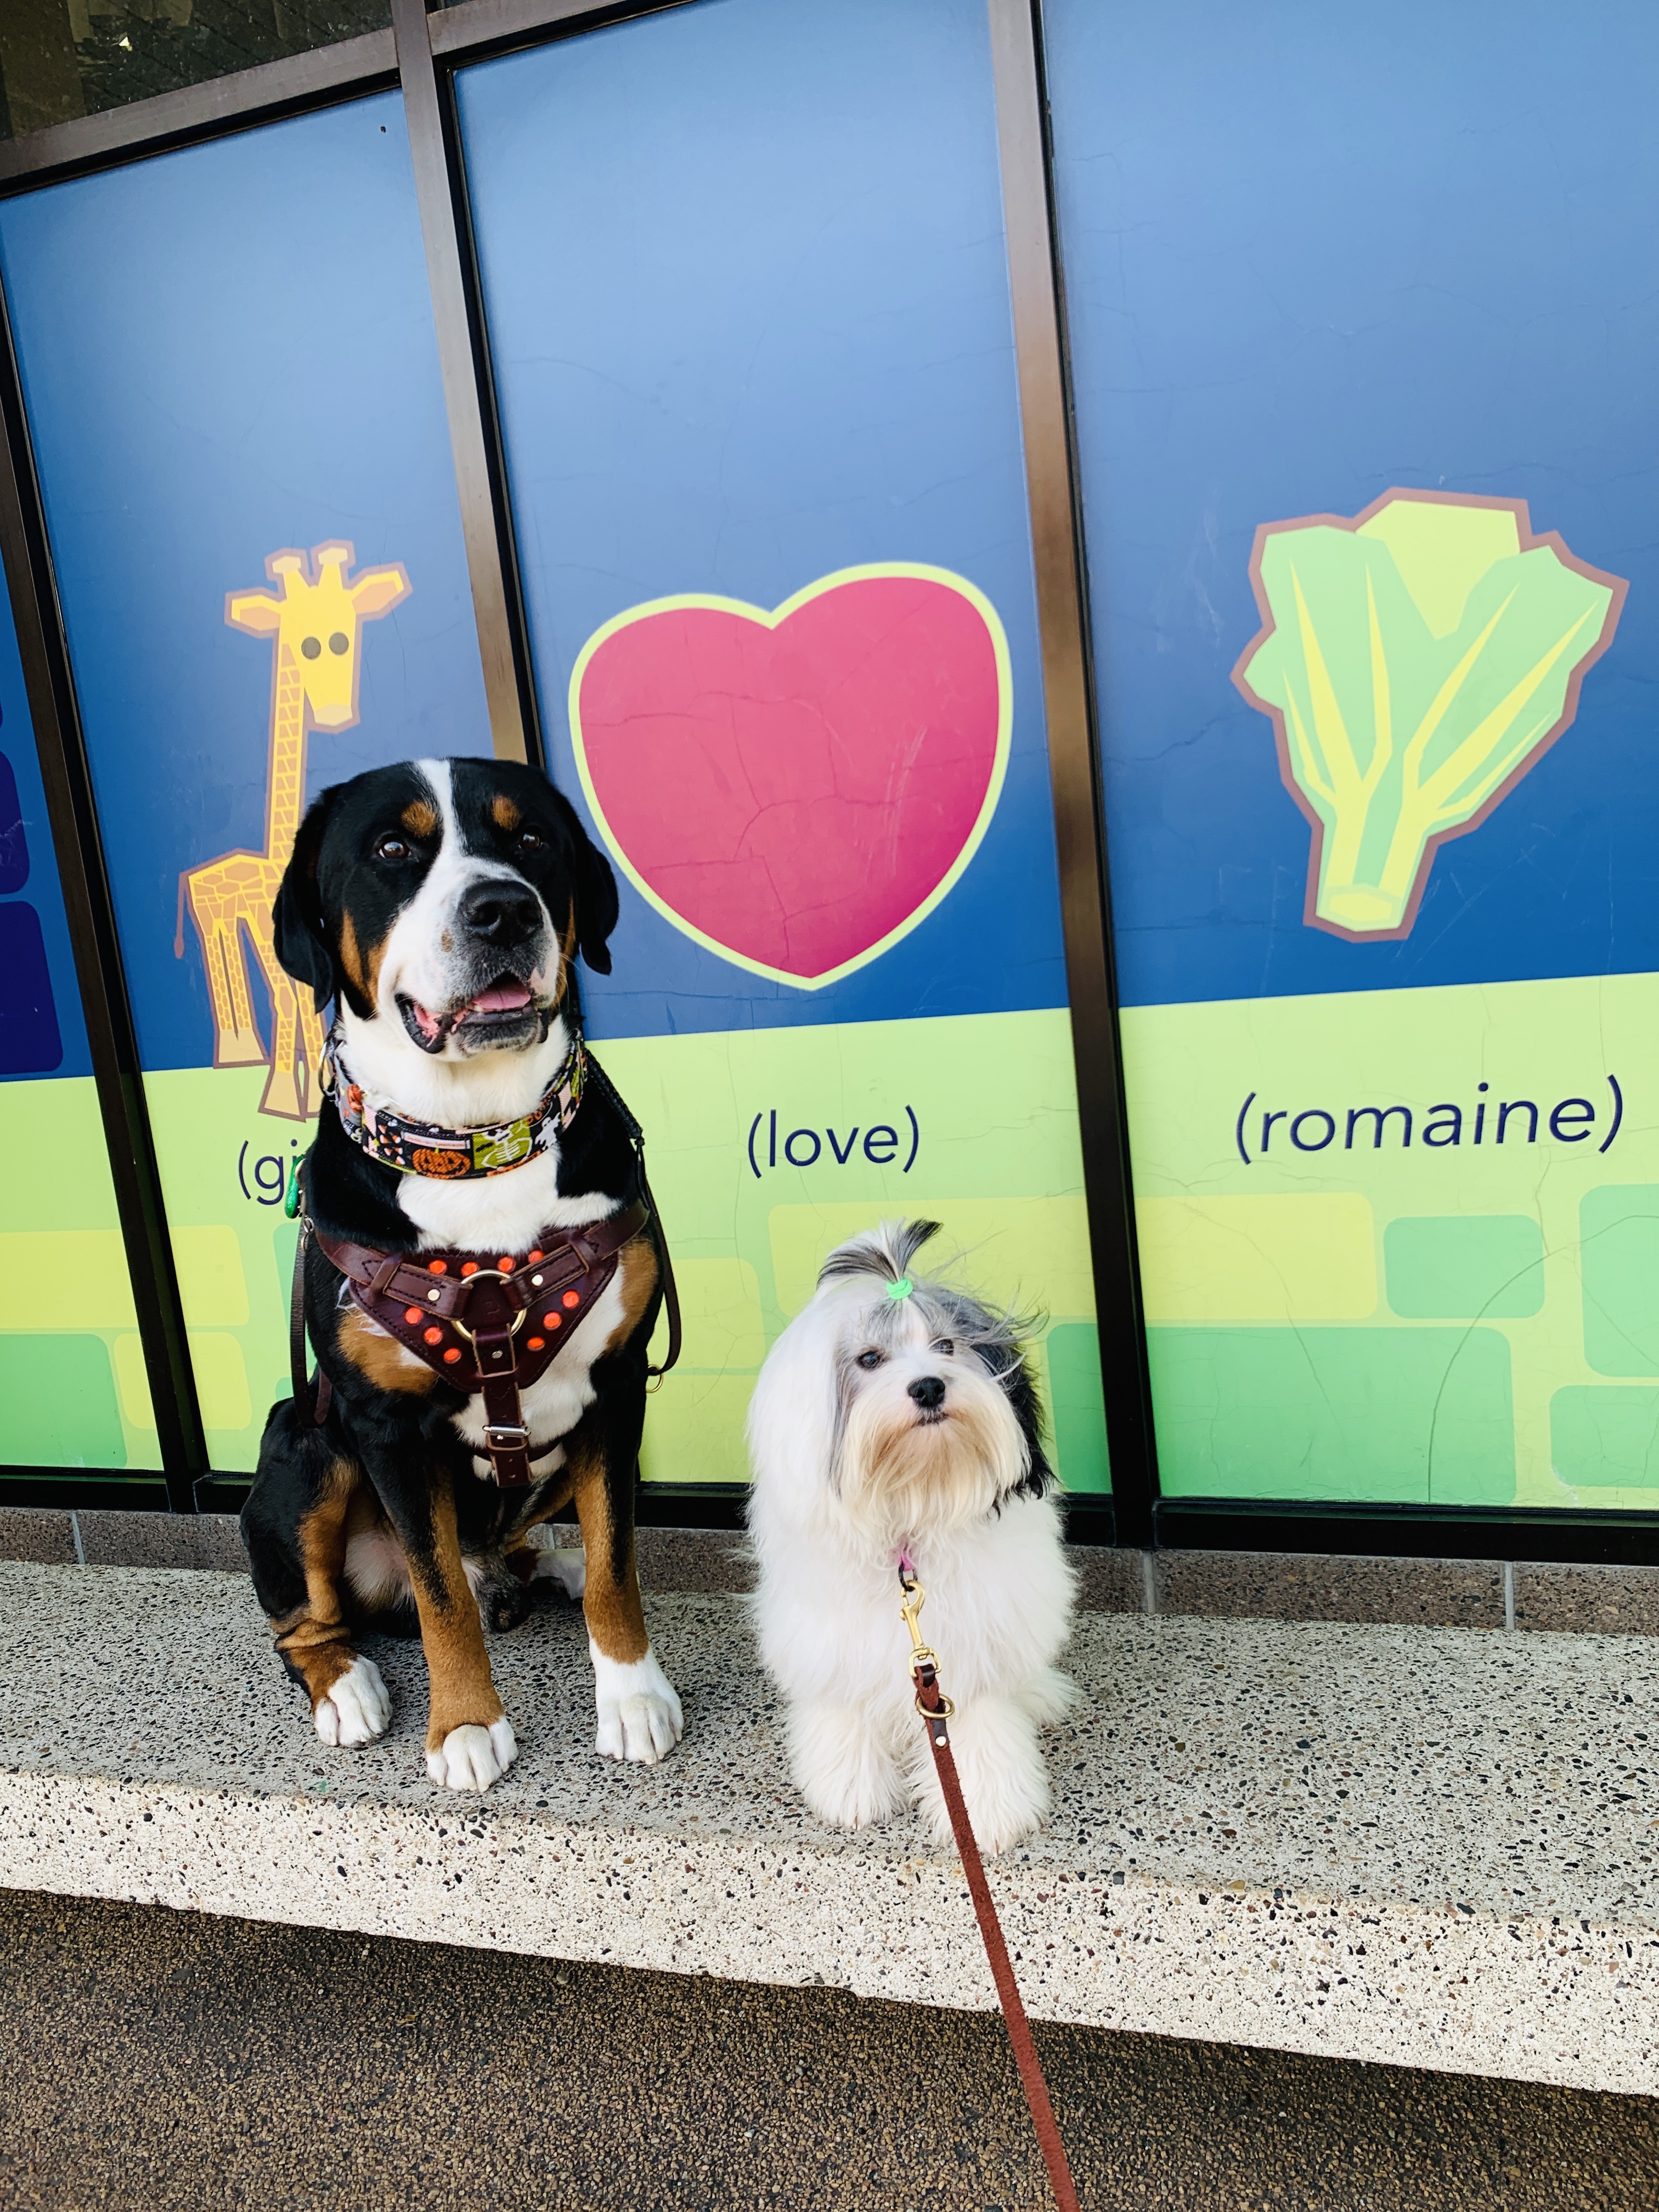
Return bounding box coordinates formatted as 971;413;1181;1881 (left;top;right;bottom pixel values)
898;1566;954;1722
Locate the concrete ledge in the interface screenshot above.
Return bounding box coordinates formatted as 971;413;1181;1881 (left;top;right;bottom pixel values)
7;1509;1659;1637
0;1560;1654;2094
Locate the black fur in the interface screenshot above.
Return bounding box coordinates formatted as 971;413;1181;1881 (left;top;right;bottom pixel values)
242;757;655;1741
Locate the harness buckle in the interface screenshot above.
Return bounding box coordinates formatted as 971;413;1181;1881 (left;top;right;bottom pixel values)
485;1423;531;1449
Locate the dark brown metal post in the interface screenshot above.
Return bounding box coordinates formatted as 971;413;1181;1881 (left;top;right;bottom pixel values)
391;0;536;767
0;289;207;1510
0;30;398;192
985;0;1157;1542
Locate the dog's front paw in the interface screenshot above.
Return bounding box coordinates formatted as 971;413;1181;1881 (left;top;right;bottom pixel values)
591;1645;683;1765
913;1697;1048;1856
314;1657;391;1749
426;1716;517;1791
791;1702;904;1831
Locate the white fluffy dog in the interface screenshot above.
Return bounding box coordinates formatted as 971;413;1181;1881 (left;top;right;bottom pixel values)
747;1221;1076;1855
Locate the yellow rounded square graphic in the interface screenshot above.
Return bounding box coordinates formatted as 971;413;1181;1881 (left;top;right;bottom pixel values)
1136;1194;1377;1322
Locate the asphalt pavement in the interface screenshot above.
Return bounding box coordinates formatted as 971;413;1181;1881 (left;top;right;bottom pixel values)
0;1889;1651;2210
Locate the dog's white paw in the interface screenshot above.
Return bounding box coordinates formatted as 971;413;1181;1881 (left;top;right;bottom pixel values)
790;1701;904;1830
314;1657;391;1749
591;1644;683;1765
426;1716;517;1792
912;1696;1048;1856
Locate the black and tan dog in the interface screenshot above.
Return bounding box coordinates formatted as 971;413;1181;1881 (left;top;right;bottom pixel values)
240;755;681;1792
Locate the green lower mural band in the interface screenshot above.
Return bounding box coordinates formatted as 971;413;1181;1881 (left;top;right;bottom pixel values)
129;1009;1107;1490
1123;970;1659;1508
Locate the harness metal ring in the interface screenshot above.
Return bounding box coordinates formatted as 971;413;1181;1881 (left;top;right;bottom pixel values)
447;1267;530;1346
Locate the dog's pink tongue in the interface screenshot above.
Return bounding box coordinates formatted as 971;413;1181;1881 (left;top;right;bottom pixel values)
467;981;533;1013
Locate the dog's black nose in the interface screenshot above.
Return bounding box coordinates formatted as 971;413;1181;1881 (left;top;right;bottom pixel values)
458;877;541;945
908;1376;946;1412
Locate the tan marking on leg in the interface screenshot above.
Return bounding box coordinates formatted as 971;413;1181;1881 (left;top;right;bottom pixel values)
500;1471;579;1581
272;1458;362;1707
567;1236;658;1367
405;1475;504;1748
338;1306;437;1394
491;793;522;832
571;1439;648;1665
609;1237;659;1351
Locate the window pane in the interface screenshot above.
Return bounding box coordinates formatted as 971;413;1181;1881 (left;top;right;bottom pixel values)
0;94;489;1469
0;1;391;141
454;0;1110;1496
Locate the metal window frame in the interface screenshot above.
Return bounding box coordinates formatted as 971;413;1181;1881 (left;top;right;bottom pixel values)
1;0;1651;1566
0;281;205;1513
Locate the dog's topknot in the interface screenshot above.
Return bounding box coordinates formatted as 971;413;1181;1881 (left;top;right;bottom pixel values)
815;1218;943;1290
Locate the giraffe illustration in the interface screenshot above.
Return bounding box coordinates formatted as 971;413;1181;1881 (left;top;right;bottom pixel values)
179;541;410;1120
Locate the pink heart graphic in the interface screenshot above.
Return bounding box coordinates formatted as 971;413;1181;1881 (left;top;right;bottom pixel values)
569;566;1011;988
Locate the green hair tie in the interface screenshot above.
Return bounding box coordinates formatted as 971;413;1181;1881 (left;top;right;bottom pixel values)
887;1276;914;1301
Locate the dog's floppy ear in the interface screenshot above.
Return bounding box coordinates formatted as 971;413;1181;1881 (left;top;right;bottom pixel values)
272;789;339;1011
551;788;619;975
1005;1352;1053;1500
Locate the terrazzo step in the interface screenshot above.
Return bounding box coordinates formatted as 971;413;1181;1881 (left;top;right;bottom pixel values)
0;1560;1653;2095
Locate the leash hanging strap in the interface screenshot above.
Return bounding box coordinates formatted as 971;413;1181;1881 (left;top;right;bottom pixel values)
583;1047;681;1379
903;1576;1081;2212
286;1153;331;1428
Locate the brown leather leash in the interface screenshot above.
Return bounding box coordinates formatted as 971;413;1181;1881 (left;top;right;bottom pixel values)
900;1565;1082;2212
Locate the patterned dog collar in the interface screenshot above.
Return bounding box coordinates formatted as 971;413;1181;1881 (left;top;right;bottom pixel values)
323;1026;587;1180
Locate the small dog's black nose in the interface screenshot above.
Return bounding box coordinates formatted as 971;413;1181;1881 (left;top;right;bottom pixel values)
909;1375;946;1412
459;877;541;945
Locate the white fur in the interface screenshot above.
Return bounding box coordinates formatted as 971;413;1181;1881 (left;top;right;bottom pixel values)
526;1525;586;1597
428;1715;517;1792
343;1525;414;1610
747;1231;1076;1856
591;1643;684;1765
314;1655;391;1748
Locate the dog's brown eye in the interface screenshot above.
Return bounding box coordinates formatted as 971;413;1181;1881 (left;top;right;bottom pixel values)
517;828;544;853
934;1339;954;1357
855;1348;884;1371
376;834;409;862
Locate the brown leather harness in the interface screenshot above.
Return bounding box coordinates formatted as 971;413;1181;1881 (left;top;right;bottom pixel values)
289;1057;680;1488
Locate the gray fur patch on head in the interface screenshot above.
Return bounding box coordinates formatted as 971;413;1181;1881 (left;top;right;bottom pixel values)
819;1218;1039;1380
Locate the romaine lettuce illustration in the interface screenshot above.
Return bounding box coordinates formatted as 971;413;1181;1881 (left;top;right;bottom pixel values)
1234;493;1625;937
